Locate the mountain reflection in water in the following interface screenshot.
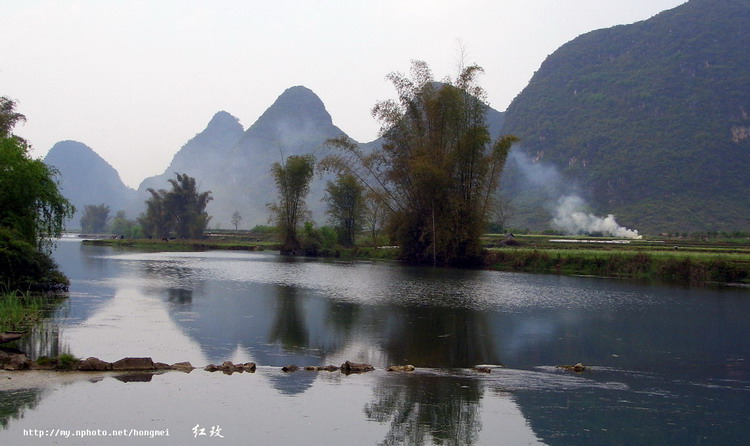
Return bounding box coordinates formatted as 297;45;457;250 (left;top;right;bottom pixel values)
0;240;748;445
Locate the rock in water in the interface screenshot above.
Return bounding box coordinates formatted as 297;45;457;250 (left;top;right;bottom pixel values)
111;357;155;371
341;361;374;374
78;357;113;371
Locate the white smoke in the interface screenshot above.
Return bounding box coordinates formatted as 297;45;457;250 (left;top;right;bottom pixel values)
552;195;642;239
507;150;642;239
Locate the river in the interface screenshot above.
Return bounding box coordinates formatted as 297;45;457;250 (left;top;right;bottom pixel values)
1;239;749;444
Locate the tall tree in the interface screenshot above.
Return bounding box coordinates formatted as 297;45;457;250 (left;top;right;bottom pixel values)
165;173;213;239
324;173;364;246
80;203;110;234
140;173;212;239
268;154;315;254
324;61;517;265
140;188;170;238
362;190;388;247
231;210;242;230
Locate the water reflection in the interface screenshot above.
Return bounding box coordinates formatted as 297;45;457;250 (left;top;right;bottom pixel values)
0;389;44;429
167;288;193;306
382;306;500;368
366;374;483;446
13;242;748;444
268;286;310;352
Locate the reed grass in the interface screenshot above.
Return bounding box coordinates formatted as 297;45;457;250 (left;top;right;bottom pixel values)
0;291;47;333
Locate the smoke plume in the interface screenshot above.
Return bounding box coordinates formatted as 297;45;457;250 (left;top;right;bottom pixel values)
551;195;641;239
507;150;642;239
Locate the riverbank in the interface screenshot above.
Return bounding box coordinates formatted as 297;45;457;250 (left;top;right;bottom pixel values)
483;235;750;286
82;236;750;286
82;238;275;251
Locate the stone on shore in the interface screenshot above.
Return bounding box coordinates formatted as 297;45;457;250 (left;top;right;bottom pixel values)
0;350;30;370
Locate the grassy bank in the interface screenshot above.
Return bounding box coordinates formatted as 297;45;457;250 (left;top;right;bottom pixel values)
483;235;750;285
0;291;62;333
82;238;279;252
82;238;403;261
82;235;750;286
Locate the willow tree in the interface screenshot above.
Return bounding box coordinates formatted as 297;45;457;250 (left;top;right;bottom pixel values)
324;61;517;265
0;97;74;253
268;154;315;254
1;96;73;289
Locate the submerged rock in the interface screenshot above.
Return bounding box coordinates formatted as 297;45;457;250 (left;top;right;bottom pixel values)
282;365;300;372
558;363;587;372
387;365;416;372
341;361;374;374
474;367;492;374
302;365;340;372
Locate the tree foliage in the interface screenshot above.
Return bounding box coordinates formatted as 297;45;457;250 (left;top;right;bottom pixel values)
501;0;750;233
80;203;110;234
324;173;364;246
110;210;142;239
140;173;212;239
268;154;316;254
0;96;73;289
0;97;74;253
0;96;26;137
323;61;517;265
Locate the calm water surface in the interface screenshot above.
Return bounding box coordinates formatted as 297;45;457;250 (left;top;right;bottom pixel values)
1;239;749;445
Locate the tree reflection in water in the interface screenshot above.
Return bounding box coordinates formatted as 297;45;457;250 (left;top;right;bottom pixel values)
268;285;309;351
384;306;500;369
366;373;483;446
0;389;44;429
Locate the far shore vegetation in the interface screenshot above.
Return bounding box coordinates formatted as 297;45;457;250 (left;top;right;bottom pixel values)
82;229;750;287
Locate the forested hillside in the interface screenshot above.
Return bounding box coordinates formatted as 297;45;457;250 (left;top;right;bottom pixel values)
501;0;750;233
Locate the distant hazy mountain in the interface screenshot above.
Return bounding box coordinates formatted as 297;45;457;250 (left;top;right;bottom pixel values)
44;140;136;228
137;86;348;228
501;0;750;233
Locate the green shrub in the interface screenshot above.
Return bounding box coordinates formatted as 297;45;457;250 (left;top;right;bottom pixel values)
0;227;68;291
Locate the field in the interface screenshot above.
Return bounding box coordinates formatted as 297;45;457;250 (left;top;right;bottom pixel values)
483;234;750;286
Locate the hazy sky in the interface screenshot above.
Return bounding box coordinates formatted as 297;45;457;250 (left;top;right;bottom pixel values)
2;0;687;188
